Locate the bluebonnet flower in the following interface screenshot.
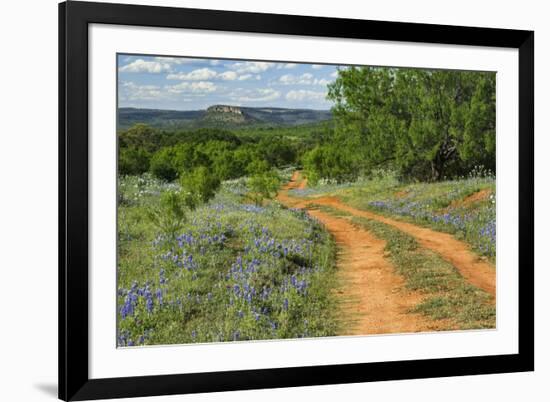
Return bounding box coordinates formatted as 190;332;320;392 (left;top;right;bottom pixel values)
156;288;163;306
117;330;130;347
120;295;134;319
144;287;154;313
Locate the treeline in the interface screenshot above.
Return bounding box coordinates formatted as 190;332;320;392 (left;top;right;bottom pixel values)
303;67;496;183
120;66;496;186
118;124;310;181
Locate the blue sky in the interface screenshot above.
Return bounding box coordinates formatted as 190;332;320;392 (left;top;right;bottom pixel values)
118;54;343;111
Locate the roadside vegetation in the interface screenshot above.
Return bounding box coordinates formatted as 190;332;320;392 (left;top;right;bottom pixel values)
117;174;338;346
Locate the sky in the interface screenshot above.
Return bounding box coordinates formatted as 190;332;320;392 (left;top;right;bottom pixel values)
117;54;344;111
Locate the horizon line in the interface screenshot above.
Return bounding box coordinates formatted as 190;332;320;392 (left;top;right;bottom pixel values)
118;105;333;113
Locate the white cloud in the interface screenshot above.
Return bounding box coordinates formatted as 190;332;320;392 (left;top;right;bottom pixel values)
218;71;238;81
119;59;171;73
167;68;251;82
237;74;253;81
166;68;218;81
210;60;221;66
230;61;275;73
279;74;296;84
166;81;217;94
286;89;327;102
311;64;324;69
278;73;330;86
330;71;339;78
189;81;217;92
119;81;164;100
229;88;281;102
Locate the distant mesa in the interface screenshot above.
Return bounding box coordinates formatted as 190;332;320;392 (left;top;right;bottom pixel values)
117;105;332;130
203;105;250;124
206;105;244;115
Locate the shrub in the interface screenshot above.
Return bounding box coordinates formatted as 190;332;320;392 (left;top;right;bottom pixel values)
247;170;281;206
146;191;187;237
179;166;221;210
119;147;150;176
150;147;180;181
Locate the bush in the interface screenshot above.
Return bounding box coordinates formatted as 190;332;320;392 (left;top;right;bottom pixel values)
302;144;359;185
179;166;221;210
150;147;180;181
146;191;187;237
150;144;213;182
247;169;281;206
119;147;150;176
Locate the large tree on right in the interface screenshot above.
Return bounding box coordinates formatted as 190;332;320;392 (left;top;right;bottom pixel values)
326;66;496;181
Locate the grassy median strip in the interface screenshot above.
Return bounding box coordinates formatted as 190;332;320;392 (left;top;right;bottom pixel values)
314;204;495;330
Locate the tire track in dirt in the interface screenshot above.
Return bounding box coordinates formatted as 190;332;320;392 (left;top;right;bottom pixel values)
278;172;451;335
280;172;496;299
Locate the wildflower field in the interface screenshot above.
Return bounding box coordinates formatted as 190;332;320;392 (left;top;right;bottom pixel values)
117;175;338;347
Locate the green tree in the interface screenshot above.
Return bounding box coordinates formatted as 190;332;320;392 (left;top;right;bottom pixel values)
149;147;180;181
118;123;163;152
233;146;262;174
247;158;270;175
119;146;150;175
258;136;296;167
149;144;212;181
302;144;359;185
247;169;281;206
146;191;187;237
179;166;221;210
211;150;248;180
327;67;496;181
147;167;221;237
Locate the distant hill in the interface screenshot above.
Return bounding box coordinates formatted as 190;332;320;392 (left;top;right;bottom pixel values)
118;105;332;130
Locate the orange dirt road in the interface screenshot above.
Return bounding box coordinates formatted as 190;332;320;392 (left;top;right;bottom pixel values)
278;172;451;335
279;172;496;299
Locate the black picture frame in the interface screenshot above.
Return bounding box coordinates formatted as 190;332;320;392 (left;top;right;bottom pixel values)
59;1;534;400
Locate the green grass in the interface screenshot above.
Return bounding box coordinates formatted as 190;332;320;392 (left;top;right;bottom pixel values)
117;175;339;347
315;205;495;330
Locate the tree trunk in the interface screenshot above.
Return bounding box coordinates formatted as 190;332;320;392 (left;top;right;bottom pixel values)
431;160;442;181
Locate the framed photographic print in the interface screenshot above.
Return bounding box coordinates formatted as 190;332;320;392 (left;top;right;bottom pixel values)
59;1;534;400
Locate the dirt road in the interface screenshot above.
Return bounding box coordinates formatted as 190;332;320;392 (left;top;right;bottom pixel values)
277;172;452;335
278;172;496;298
